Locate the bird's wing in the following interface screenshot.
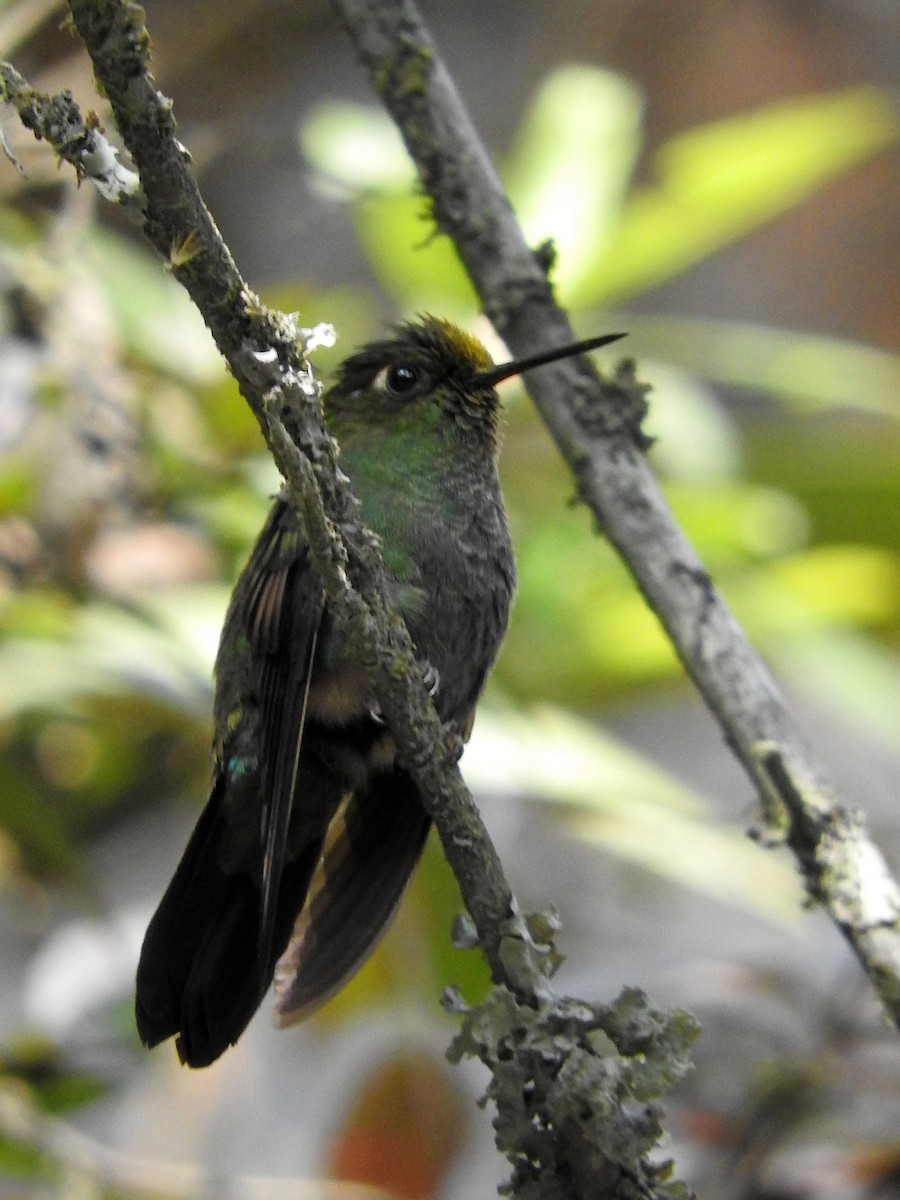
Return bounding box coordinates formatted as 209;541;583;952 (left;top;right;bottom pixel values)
222;495;325;978
136;500;329;1066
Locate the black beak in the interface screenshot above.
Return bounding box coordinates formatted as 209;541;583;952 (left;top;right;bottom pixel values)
471;332;627;389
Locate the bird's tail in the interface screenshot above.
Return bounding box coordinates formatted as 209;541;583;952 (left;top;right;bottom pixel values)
273;767;432;1025
135;781;322;1069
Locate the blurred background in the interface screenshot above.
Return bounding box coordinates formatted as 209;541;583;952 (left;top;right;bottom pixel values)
1;0;899;1196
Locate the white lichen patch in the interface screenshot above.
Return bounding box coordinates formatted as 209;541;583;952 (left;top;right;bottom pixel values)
81;137;141;203
299;321;337;353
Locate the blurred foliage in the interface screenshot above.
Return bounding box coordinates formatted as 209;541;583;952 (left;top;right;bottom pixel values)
0;1033;110;1194
303;74;899;313
0;31;899;1196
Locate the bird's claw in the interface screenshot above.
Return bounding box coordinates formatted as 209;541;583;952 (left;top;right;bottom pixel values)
420;660;440;698
366;661;439;726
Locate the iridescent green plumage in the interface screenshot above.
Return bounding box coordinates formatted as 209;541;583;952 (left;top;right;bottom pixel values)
135;317;622;1067
135;317;515;1067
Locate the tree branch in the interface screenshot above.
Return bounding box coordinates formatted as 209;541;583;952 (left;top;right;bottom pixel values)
329;0;900;1028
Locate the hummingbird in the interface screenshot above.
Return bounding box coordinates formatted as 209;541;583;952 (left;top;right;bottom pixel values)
135;316;624;1067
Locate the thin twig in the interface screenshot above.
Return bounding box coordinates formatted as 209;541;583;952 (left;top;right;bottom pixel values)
0;59;142;208
330;0;900;1028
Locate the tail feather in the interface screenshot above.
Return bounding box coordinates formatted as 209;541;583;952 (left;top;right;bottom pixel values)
273;769;431;1024
174;849;321;1067
136;792;230;1048
135;784;323;1068
136;768;430;1066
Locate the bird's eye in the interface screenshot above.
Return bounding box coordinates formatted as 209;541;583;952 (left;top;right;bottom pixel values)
374;363;421;397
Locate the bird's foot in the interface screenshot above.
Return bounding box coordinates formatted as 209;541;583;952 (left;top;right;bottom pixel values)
444;726;465;763
366;660;439;726
420;659;440;698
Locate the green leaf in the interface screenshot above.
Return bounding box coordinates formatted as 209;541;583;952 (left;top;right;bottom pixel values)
639;359;742;481
338;66;643;309
0;590;75;640
354;192;477;310
504;66;644;298
186;485;272;556
86;228;221;384
0;458;36;513
300;100;415;191
0;1136;45;1182
744;416;900;556
665;482;809;562
302;82;897;314
499;546;679;698
0;764;82;878
299;100;476;308
33;1072;110;1115
576;86;900;306
0;587;222;722
622;314;900;418
341;65;643;310
0;202;39;247
733;544;900;634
